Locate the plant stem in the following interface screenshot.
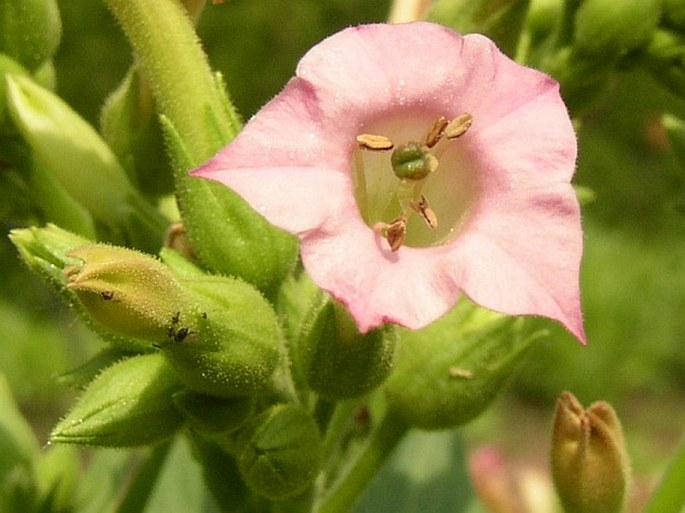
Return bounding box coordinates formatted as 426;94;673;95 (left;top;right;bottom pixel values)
317;412;409;513
103;0;238;164
115;443;171;513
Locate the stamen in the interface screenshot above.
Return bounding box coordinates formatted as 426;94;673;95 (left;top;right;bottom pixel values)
357;133;394;151
410;195;438;229
385;217;407;251
424;116;449;148
445;113;473;139
374;217;407;252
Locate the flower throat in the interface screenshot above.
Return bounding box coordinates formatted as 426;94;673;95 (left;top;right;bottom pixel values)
353;113;473;251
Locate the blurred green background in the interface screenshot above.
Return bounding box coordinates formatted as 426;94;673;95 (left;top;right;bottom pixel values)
1;0;684;509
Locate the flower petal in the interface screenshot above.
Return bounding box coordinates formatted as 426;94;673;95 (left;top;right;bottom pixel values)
450;184;585;343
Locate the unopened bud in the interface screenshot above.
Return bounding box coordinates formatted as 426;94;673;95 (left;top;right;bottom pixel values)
299;299;395;399
65;244;186;344
161;272;282;397
384;300;542;430
551;392;630;513
236;404;322;500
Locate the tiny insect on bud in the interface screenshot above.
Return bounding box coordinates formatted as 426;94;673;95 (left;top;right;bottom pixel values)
445;113;473;140
356;133;394;151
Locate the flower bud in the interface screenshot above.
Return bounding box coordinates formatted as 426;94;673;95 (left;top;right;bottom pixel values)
295;292;395;399
6;74;167;251
160;273;282;397
173;390;254;435
384;300;542;430
51;353;184;447
551;392;629;513
574;0;661;56
65;244;186;345
236;404;322;500
0;0;61;71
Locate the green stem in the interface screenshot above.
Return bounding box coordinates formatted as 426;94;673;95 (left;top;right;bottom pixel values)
555;0;581;49
317;412;409;513
321;400;359;467
115;442;172;513
643;436;685;513
103;0;239;165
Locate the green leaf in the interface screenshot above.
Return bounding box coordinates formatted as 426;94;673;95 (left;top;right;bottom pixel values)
0;374;39;483
643;436;685;513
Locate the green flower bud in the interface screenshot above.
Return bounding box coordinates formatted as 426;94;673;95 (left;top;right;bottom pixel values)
51;353;184;447
0;0;61;71
6;74;167;251
551;392;630;513
65;244;186;344
384;300;543;430
645;30;685;101
574;0;661;56
173;390;254;435
57;348;132;390
161;273;282;397
9;224;91;288
100;68;174;198
292;280;395;399
236;404;322;500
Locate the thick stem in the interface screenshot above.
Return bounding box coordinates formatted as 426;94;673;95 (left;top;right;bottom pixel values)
103;0;238;164
317;412;409;513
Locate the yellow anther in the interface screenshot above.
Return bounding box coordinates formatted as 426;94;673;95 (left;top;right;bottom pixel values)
356;133;394;151
445;113;473;140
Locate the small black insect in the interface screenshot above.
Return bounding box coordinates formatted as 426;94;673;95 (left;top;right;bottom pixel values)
100;291;115;300
173;327;190;342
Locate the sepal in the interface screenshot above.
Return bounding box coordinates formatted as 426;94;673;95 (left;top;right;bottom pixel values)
236;404;322;500
384;300;543;430
50;353;184;447
289;274;395;399
173;390;255;435
160;271;283;398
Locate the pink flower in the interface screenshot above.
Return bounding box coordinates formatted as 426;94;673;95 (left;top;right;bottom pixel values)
192;22;585;343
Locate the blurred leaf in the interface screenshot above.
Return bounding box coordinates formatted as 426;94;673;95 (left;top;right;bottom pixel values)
354;429;473;513
0;374;38;483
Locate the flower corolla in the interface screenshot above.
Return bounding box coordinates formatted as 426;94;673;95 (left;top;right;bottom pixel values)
193;22;585;343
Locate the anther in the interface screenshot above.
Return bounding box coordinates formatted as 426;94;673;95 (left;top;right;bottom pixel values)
445;113;473;140
424;116;449;148
356;133;394;151
374;217;408;252
411;195;438;229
